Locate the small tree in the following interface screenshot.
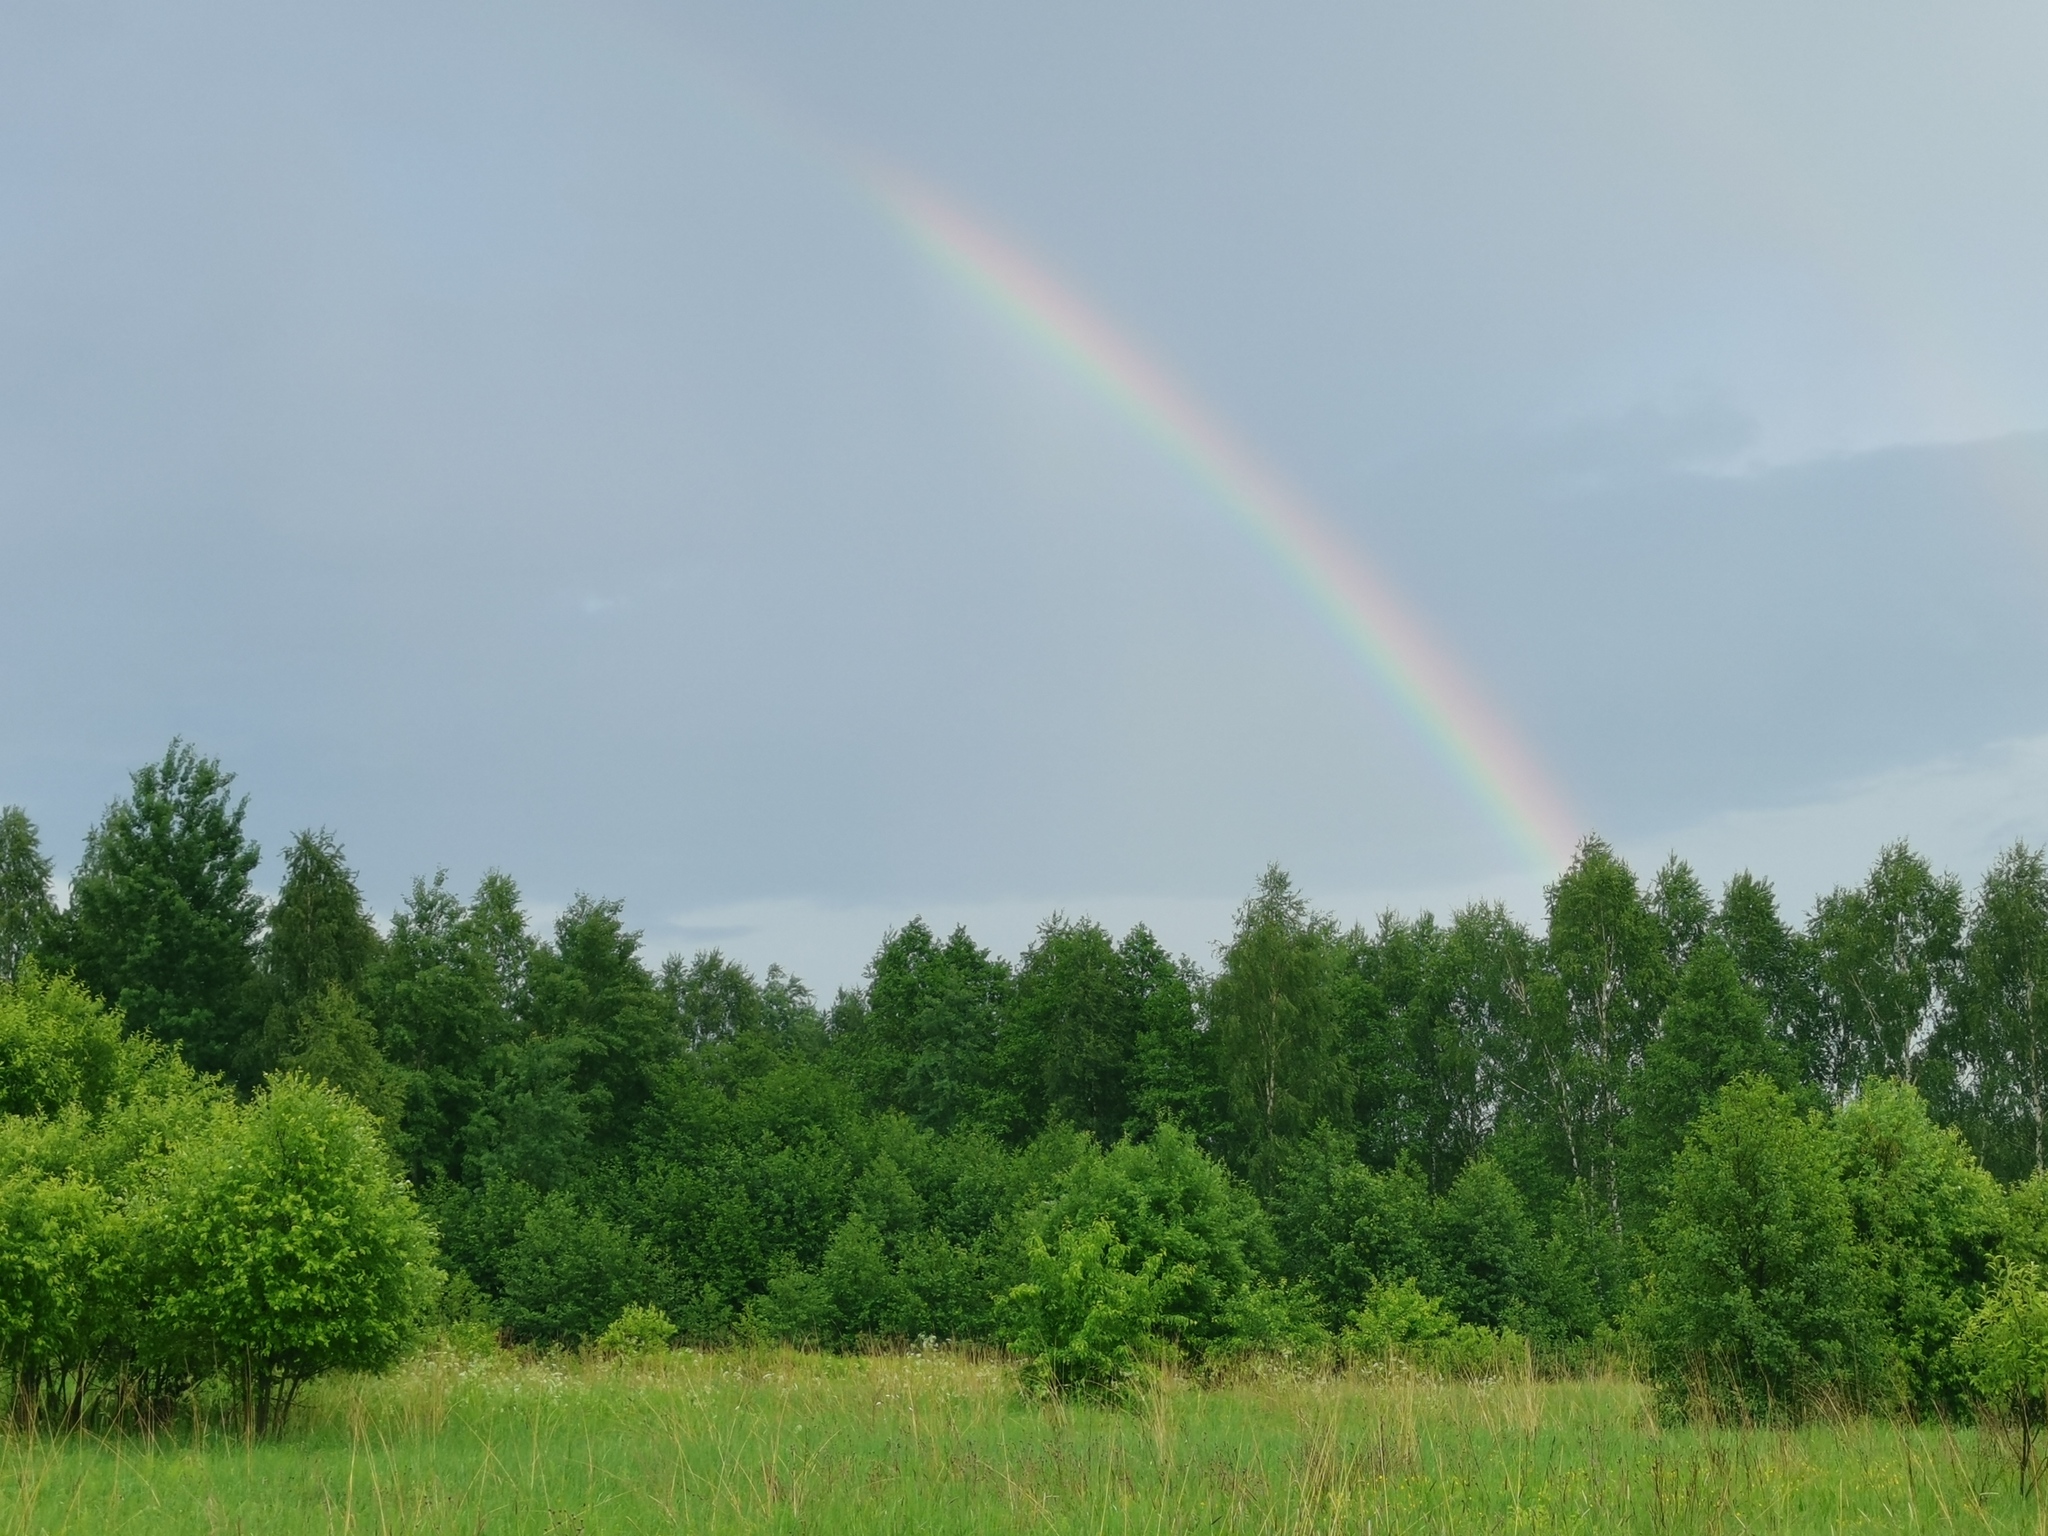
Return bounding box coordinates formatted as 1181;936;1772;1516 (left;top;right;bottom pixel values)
1956;1261;2048;1493
0;808;56;982
148;1075;439;1432
1633;1075;1890;1419
997;1220;1160;1398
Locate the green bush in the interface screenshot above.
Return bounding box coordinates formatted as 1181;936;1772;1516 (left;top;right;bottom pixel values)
1633;1076;1891;1420
497;1192;665;1346
1029;1123;1274;1359
1338;1277;1524;1377
146;1074;441;1432
1833;1078;2005;1412
595;1303;677;1358
996;1219;1160;1398
1955;1260;2048;1492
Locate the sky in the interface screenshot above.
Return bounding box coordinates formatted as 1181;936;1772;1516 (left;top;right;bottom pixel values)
5;1;2048;991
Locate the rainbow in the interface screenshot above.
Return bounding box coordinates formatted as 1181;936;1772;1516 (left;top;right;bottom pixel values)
866;168;1580;870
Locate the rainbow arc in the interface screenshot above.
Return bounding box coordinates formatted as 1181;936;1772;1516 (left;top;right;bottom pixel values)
868;169;1580;870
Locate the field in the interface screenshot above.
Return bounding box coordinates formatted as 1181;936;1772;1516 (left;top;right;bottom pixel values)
0;1349;2040;1534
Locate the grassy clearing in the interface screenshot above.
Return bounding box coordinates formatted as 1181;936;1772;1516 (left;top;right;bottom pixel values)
1;1348;2041;1534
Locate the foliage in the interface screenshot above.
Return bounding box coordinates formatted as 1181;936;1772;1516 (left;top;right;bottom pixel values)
1209;867;1345;1182
996;1219;1161;1397
1956;1259;2048;1492
1634;1076;1891;1420
146;1075;441;1431
1832;1077;2005;1411
594;1302;677;1358
0;806;55;983
1029;1123;1274;1359
1338;1276;1525;1376
54;740;266;1083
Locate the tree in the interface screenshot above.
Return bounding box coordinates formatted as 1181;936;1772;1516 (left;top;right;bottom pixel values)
1209;867;1345;1182
58;742;265;1082
1495;840;1667;1239
1956;1261;2048;1493
262;831;380;1014
660;950;762;1049
253;830;387;1084
1030;1123;1279;1359
1713;872;1813;1070
1809;842;1963;1096
996;1220;1160;1398
1006;916;1139;1143
1633;1076;1888;1420
847;920;1010;1135
280;983;407;1131
1649;856;1713;973
0;807;56;982
1833;1078;2005;1412
145;1074;439;1433
1120;926;1214;1141
1625;935;1787;1210
1953;845;2048;1179
529;896;674;1151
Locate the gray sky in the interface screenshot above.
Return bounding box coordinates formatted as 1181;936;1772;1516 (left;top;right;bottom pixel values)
7;1;2048;989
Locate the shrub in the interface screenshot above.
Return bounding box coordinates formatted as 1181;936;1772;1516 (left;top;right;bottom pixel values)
1029;1123;1273;1359
497;1192;664;1346
1339;1276;1524;1377
1956;1260;2048;1492
1833;1078;2005;1412
595;1303;677;1358
996;1219;1160;1398
146;1074;440;1432
1633;1076;1891;1420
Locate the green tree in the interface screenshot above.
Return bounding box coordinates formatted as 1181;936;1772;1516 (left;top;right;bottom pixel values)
1031;1123;1278;1359
58;742;265;1082
1494;840;1667;1238
280;983;407;1131
1269;1125;1436;1319
146;1074;439;1432
1650;856;1713;973
529;896;675;1151
1120;926;1213;1141
1954;844;2048;1178
1809;842;1963;1096
252;830;387;1084
997;1220;1160;1398
1006;916;1138;1143
1625;935;1787;1209
496;1190;664;1345
1209;867;1344;1183
1713;872;1814;1072
0;807;56;982
1833;1078;2005;1412
660;950;762;1048
1633;1076;1889;1419
1956;1260;2048;1493
847;920;1011;1135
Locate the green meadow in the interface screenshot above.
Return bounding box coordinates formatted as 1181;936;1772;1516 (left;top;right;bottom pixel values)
2;1348;2039;1535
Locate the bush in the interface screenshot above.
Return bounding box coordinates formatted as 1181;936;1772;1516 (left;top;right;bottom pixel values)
1338;1277;1524;1377
996;1219;1160;1398
1956;1260;2048;1492
1029;1123;1274;1359
1833;1078;2005;1412
497;1192;664;1346
147;1074;441;1432
1633;1076;1890;1420
595;1303;677;1358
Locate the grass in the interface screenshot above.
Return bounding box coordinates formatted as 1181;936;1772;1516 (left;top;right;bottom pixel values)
1;1346;2043;1533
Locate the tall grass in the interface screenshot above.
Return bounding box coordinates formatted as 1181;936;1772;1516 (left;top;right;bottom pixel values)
0;1346;2040;1533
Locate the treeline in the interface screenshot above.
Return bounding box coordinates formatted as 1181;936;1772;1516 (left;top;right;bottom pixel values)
8;740;2048;1419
